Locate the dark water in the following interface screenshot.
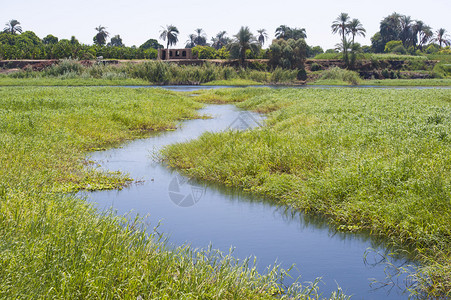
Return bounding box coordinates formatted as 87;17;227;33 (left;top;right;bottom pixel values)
82;104;415;299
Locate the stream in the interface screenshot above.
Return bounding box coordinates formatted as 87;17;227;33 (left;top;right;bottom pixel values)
81;102;414;299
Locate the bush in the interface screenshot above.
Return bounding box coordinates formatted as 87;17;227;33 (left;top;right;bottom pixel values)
391;45;407;54
384;40;403;53
44;59;83;76
310;63;321;71
320;67;361;85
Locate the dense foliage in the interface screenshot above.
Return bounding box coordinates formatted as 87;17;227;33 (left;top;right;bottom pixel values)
0;31;160;60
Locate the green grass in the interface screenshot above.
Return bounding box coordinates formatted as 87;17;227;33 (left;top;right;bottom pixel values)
364;78;451;86
1;86;348;299
0;77;151;86
161;87;451;298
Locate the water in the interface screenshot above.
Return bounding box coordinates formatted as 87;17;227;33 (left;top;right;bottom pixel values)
120;84;451;91
82;104;415;299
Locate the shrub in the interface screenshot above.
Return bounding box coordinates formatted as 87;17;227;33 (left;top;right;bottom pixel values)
320;67;361;85
391;45;407;54
44;59;83;76
310;63;321;71
384;40;403;53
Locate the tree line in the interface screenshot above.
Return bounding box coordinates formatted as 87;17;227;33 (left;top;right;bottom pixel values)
1;14;450;69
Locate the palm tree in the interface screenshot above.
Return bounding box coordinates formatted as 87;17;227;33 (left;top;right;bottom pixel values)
185;34;196;48
434;28;450;48
94;25;109;46
291;28;307;40
228;26;259;66
414;22;432;50
194;28;207;46
159;25;179;50
348;18;366;44
3;19;22;34
257;29;268;47
399;15;413;47
275;25;291;40
211;31;229;50
331;13;351;62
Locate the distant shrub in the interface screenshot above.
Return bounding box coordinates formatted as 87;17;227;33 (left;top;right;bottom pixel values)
44;59;83;76
270;67;297;83
391;45;407;54
320;67;361;85
296;68;307;81
384;40;403;53
310;63;322;71
192;46;217;59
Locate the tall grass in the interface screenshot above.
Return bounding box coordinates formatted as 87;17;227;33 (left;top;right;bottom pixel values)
161;87;451;298
318;67;361;85
0;86;348;299
2;59;301;85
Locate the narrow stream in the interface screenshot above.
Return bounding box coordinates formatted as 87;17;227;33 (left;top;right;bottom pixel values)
82;104;414;299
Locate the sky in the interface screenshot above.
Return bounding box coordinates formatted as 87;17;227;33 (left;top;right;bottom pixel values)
2;0;450;50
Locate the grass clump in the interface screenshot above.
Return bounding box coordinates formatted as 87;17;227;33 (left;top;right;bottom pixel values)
0;86;347;299
161;87;451;298
317;67;361;85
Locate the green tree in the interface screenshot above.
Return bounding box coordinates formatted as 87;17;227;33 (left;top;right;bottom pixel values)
275;25;306;40
109;35;124;47
159;25;179;50
140;38;163;50
93;25;109;46
3;19;22;34
228;26;259;66
331;13;351;65
185;34;196;48
211;31;230;50
194;28;207;46
348;18;366;44
269;38;307;69
257;29;268;47
434;28;450;48
42;34;58;45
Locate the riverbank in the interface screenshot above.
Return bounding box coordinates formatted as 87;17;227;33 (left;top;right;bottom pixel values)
161;87;451;298
0;86;332;299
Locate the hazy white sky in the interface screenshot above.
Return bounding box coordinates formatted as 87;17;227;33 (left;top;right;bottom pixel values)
2;0;450;50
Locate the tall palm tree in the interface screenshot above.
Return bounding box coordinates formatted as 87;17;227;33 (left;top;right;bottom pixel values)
399;15;413;47
257;29;268;47
194;28;207;46
159;25;179;50
94;25;109;46
414;22;432;50
291;28;307;40
228;26;259;66
434;28;450;48
331;13;351;61
185;34;196;48
380;12;402;43
3;19;22;34
211;31;229;50
348;18;366;44
275;25;291;40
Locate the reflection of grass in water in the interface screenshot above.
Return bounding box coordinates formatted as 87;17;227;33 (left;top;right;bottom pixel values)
161;87;451;298
2;86;342;299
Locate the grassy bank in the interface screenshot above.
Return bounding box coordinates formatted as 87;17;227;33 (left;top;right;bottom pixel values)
161;87;451;297
0;86;340;299
364;78;451;86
